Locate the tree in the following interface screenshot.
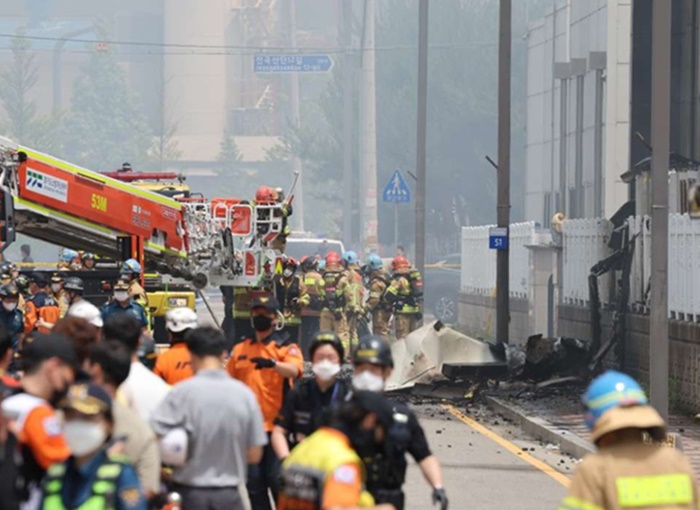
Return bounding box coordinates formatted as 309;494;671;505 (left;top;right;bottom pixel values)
63;22;152;170
148;75;182;171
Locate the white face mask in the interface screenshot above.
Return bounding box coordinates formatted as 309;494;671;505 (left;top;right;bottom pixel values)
283;269;293;278
352;371;385;392
114;291;129;302
51;284;62;294
2;302;16;312
312;360;341;382
64;420;107;456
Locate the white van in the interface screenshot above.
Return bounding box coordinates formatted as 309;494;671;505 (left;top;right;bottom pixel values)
285;236;346;261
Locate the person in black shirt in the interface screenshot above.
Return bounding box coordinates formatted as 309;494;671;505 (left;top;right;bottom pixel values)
271;331;350;460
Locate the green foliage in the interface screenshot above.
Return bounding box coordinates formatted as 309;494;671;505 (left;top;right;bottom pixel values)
63;22;152;170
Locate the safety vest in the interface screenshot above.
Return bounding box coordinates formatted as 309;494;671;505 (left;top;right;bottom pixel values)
303;271;325;313
42;455;127;510
279;428;374;510
322;271;345;312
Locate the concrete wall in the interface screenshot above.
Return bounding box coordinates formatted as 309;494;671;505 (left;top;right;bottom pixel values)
458;293;531;345
559;304;700;412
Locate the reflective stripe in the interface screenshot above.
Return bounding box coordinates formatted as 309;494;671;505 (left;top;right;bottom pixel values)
557;497;604;510
93;480;116;495
47;464;66;477
96;463;122;478
616;473;693;507
586;389;647;410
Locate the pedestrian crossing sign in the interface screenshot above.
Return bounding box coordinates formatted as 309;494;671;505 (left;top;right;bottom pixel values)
382;170;411;203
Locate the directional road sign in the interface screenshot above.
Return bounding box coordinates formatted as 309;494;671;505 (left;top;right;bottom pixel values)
488;227;508;250
254;54;334;74
382;170;411;203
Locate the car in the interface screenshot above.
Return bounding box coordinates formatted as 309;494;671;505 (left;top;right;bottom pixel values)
284;237;346;261
423;253;461;323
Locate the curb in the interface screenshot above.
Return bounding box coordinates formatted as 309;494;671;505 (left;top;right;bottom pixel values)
485;396;595;459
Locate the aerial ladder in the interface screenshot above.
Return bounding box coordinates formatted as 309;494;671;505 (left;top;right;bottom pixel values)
0;137;289;290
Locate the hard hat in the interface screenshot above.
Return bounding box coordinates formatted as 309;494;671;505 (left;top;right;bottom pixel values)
121;259;142;274
317;260;326;271
353;335;393;368
165;307;198;333
300;256;315;272
0;284;19;299
82;252;95;260
282;256;298;271
325;251;341;268
63;277;85;293
309;330;345;362
255;186;278;204
15;275;29;293
366;253;383;271
68;300;103;328
159;428;188;467
122;162;132;171
392;256;410;271
343;251;360;265
0;261;12;275
61;249;79;263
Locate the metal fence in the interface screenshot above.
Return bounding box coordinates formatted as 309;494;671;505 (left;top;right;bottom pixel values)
561;218;613;305
460;222;539;298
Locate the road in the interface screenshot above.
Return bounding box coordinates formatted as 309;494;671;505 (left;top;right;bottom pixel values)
195;294;570;509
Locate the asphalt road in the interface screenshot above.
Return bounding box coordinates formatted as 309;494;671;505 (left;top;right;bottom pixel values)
195;294;570;509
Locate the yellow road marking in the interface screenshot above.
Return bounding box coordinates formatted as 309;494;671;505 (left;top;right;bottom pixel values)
442;403;570;488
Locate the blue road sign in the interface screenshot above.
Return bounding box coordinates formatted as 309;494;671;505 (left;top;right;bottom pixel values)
254;54;334;74
382;170;412;203
488;227;508;250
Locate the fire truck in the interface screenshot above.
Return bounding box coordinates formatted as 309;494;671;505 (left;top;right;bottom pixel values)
0;138;290;324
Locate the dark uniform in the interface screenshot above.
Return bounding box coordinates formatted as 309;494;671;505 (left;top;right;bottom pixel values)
100;301;148;329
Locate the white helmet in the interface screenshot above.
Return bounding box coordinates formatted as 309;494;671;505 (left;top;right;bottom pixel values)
165;307;198;333
67;300;103;328
159;428;188;467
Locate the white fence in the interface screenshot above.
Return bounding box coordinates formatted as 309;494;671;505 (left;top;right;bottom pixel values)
561;218;614;305
460;221;541;299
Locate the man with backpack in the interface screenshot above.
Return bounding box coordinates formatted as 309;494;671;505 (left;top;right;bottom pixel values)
319;252;353;358
363;254;392;340
384;256;423;340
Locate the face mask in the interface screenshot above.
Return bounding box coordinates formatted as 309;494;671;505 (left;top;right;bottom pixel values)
283;269;293;278
312;360;341;382
114;291;129;302
251;315;273;332
51;284;61;293
2;302;16;312
352;371;385;392
64;420;107;456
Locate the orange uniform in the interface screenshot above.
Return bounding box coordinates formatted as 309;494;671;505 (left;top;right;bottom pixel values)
24;292;61;334
227;332;304;431
154;343;193;385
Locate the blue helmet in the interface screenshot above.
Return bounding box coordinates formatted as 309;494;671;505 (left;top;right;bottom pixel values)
317;260;326;271
582;370;648;430
61;249;78;262
343;251;359;265
121;258;142;274
366;253;383;271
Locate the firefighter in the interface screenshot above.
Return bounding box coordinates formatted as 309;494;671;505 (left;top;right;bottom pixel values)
352;336;448;510
0;284;24;351
24;274;61;334
300;256;324;350
81;252;96;270
121;259;150;329
232;287;257;345
363;254;392;340
319;251;352;358
50;274;70;318
278;391;398;510
57;249;78;271
558;370;700;510
384;256;423;340
0;261;12;285
343;251;366;348
255;185;292;252
274;256;310;345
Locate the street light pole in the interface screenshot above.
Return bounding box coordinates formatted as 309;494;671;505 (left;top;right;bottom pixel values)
415;0;429;277
649;0;671;420
496;0;511;344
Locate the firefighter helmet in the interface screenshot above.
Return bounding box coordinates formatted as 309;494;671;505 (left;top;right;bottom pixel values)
343;251;360;265
255;186;278;204
366;253;384;272
121;259;142;274
392;256;410;271
325;251;341;268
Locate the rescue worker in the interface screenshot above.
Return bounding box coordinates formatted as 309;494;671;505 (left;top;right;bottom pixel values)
57;249;78;271
100;280;148;329
352;336;448;510
363;254;391;340
15;274;28;311
153;307;198;385
558;370;700;510
81;252;96;270
121;259;148;304
384;256;423;340
50;274;69;318
320;252;352;358
41;383;147;510
231;287;259;345
274;256;310;345
63;277;86;307
271;331;350;459
226;294;304;510
25;274;61;334
300;257;325;351
255;186;292;252
278;390;398;510
0;284;24;351
0;261;13;284
343;251;366;348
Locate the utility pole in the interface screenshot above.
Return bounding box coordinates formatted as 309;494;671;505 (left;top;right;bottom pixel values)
496;0;511;345
290;0;305;231
360;0;378;252
415;0;428;277
341;0;354;246
649;0;671;421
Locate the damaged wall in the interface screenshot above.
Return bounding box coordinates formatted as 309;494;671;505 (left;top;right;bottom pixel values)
559;304;700;412
458;293;530;344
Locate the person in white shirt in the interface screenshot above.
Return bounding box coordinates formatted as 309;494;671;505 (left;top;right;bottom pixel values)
103;314;169;423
